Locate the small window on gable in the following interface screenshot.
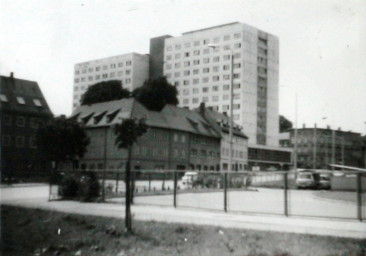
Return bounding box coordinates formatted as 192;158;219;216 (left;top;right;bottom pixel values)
0;94;8;102
33;99;42;107
16;96;25;105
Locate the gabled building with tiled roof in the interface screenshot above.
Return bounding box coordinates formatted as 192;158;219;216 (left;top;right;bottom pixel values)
71;99;221;171
1;73;53;180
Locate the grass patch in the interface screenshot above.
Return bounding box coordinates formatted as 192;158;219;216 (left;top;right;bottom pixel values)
1;205;365;256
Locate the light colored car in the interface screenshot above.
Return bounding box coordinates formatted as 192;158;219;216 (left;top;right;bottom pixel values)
296;171;319;189
181;171;198;188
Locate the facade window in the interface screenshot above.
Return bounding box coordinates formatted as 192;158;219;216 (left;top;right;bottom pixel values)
233;73;240;79
183;99;189;104
224;35;230;41
193;88;199;93
202;96;208;102
166;55;172;61
75;70;80;75
234;43;241;49
174;81;180;86
95;75;100;80
234;53;241;59
212;76;219;81
81;77;85;82
16;136;25;148
82;69;87;74
194;41;200;46
202;87;209;93
193;60;200;65
166;64;172;70
213;56;220;62
126;70;131;75
166;46;172;51
181;135;186;143
223;95;229;100
96;66;100;71
234;83;241;89
166;73;172;78
223;55;230;60
193;69;199;75
17;116;25;127
174;72;180;78
118;62;123;67
213;86;219;91
184;42;191;48
193;50;200;56
88;67;93;72
33;99;42;107
184;70;190;76
223;65;230;71
125;78;131;84
193;79;199;84
191;149;197;158
183;80;190;86
183;89;189;95
201;150;207;157
234;63;241;69
223;84;230;90
174;133;179;142
16;97;26;105
184;52;190;58
30;118;39;129
233;104;240;110
193;98;199;103
184;61;190;67
110;64;116;69
175;63;181;68
3;135;11;147
223;74;230;80
103;65;108;70
175;53;181;59
234;94;240;99
203;39;210;45
29;136;37;148
102;74;108;79
74;78;79;83
203;58;210;64
234;33;241;38
175;44;181;50
203;48;210;54
213;66;219;72
202;77;209;83
212;96;219;102
203;68;209;73
4;115;12;125
213;37;220;43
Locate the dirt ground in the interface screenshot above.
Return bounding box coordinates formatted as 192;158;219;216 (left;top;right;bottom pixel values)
1;205;365;256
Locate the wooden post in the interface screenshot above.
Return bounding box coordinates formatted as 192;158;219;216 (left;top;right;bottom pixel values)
284;172;288;217
224;172;228;212
174;171;177;208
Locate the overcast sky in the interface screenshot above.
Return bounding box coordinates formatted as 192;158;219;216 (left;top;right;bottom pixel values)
1;0;365;134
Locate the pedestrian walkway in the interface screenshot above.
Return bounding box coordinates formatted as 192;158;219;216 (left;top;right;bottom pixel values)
2;195;366;239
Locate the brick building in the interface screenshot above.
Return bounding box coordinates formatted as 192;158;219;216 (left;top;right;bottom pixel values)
1;73;53;179
71;98;222;171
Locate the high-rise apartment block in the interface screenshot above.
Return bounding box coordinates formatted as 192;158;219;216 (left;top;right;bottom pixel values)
160;22;279;147
72;53;149;109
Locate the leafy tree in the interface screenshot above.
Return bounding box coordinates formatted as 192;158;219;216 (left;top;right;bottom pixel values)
80;80;130;105
36;116;90;169
132;77;178;111
279;115;293;132
114;118;147;231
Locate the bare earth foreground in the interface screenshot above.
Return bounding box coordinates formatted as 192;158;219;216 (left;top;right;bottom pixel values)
1;205;366;256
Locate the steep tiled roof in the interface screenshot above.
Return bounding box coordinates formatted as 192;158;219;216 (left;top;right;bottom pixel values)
72;100;221;138
0;75;52;116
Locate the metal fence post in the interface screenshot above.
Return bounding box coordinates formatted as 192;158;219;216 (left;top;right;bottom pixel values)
162;172;166;191
357;173;362;221
102;169;106;201
284;172;288;217
148;172;151;192
115;171;119;193
224;172;228;212
174;171;177;208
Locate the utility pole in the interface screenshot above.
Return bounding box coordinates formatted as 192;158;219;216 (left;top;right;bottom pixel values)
332;129;335;170
313;124;317;170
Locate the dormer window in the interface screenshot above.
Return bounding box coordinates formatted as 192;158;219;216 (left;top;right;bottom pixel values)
0;94;8;102
33;99;42;107
16;96;25;105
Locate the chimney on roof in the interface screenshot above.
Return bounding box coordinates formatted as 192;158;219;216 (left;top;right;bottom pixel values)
338;127;341;131
314;123;317;128
303;123;306;128
199;102;205;116
10;72;14;78
327;125;330;129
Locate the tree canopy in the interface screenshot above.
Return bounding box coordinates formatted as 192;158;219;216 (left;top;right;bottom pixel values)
114;118;148;149
132;77;178;111
279;115;293;132
36;116;90;166
80;80;130;105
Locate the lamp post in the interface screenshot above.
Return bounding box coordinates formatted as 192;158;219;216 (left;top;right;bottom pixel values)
208;44;234;173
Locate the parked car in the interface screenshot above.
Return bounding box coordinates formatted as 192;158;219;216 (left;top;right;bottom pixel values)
296;170;320;189
319;174;331;190
181;171;198;188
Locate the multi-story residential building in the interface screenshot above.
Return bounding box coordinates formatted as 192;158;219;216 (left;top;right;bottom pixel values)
0;73;53;180
280;125;364;168
72;53;149;109
156;22;279;147
196;103;248;171
71;98;221;171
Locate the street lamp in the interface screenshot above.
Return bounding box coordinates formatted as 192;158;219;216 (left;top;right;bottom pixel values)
208;44;234;173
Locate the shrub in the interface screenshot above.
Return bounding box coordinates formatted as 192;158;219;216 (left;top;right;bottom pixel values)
59;173;79;198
